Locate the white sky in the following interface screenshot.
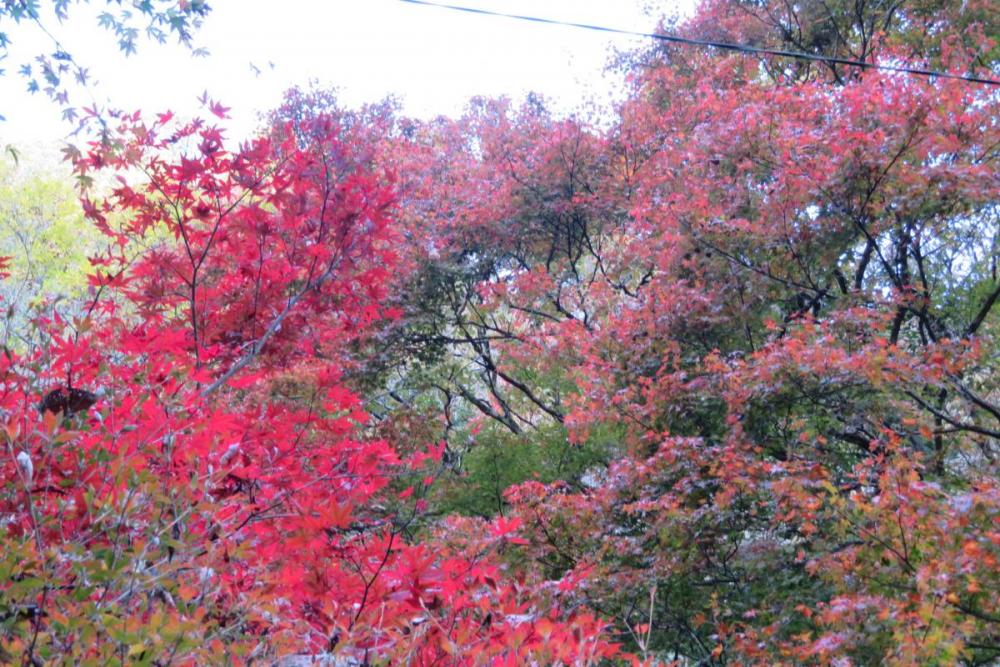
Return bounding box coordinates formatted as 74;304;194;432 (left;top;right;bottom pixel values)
0;0;693;146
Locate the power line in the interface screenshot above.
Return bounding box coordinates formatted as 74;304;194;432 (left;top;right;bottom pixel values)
398;0;1000;87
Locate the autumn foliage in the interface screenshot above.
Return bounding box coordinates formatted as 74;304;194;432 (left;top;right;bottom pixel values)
1;0;999;665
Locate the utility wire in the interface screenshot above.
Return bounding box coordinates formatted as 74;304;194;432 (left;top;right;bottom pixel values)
398;0;1000;87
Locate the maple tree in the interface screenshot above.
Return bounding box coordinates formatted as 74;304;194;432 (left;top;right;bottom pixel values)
350;2;1000;664
0;104;619;664
0;0;210;125
0;0;998;665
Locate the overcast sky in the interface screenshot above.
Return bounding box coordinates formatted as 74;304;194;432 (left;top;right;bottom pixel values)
0;1;694;145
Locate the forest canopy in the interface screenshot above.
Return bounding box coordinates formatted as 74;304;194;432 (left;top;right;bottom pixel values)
0;0;998;665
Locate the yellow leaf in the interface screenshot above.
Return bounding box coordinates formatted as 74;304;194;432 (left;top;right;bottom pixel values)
178;584;199;601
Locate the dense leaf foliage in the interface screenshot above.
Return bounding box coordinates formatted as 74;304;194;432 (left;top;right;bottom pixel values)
1;0;998;664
